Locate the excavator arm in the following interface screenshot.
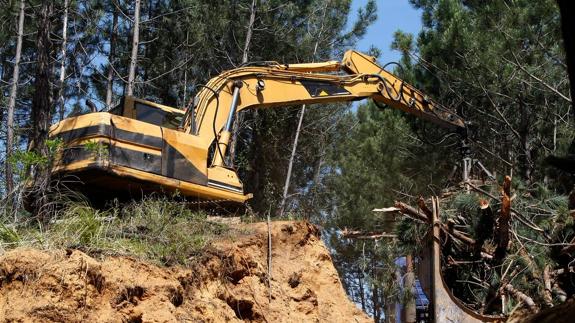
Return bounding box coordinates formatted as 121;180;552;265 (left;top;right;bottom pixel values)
184;50;465;167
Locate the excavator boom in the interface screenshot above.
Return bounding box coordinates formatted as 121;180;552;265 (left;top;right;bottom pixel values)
47;51;465;205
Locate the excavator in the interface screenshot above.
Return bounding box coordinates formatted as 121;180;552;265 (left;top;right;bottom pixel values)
49;50;466;204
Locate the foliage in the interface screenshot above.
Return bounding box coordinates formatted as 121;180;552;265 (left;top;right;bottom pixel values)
395;0;573;188
326;102;418;229
0;195;229;266
430;180;573;314
322;101;423;319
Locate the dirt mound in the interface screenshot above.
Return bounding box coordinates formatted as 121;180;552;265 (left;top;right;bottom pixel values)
0;221;369;322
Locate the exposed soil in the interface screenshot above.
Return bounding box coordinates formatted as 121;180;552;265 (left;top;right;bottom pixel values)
0;221;369;322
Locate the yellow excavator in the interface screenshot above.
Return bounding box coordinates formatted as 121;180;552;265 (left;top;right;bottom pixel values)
49;50;466;204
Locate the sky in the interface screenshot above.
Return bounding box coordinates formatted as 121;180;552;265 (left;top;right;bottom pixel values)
350;0;423;64
346;0;422;109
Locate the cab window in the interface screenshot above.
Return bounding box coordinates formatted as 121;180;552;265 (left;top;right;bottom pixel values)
108;101;124;116
135;103;182;129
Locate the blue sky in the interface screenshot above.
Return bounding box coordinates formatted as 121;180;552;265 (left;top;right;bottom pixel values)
350;0;422;63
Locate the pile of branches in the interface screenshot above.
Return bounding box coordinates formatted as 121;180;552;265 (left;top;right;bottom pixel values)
392;176;575;317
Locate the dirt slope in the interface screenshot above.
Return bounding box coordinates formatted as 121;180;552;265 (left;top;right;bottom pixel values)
0;221;369;322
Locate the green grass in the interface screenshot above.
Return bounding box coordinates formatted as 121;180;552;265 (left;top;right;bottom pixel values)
0;195;230;266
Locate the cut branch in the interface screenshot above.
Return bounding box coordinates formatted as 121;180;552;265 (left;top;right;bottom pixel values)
543;265;553;307
393;201;493;259
467;182;549;239
341;229;396;240
494;176;512;264
474;199;494;257
417;196;433;219
394;201;429;223
502;283;538;313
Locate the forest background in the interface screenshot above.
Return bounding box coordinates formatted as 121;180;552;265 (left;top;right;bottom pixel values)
0;0;572;320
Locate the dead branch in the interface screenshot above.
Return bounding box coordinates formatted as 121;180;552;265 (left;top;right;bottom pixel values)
508;52;571;103
447;219;476;246
551;266;575;276
543;265;554;307
560;236;575;254
552;283;567;303
341;229;396;240
394;201;429;223
502;283;538;313
394;201;494;259
417;196;433;219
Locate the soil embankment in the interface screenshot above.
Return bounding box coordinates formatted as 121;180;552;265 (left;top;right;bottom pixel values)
0;221;369;322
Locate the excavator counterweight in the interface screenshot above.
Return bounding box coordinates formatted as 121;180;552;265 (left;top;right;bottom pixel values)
47;51;466;204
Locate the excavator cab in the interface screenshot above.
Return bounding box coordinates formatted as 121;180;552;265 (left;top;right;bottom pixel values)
107;97;183;129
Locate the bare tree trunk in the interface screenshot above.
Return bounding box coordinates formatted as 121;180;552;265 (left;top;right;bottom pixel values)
494;175;512;264
242;0;256;64
5;0;26;196
106;3;119;110
557;0;575;120
228;0;257;165
403;254;416;323
126;0;141;97
278;105;305;216
57;0;69;121
372;251;381;322
28;0;54;221
358;269;366;310
182;31;189;106
278;2;328;215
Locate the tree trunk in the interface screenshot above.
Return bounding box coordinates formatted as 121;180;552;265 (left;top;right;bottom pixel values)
182;31;189;106
5;0;26;196
403;254;416;323
308;144;324;207
277;2;327;215
557;0;575;121
228;0;257;165
557;0;575;155
126;0;141;97
57;0;69;121
278;105;305;216
494;176;512;264
106;3;119;110
242;0;256;64
28;0;54;221
372;271;381;322
358;269;366;311
518;93;533;183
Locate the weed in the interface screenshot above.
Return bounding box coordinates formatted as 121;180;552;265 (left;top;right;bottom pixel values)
0;194;229;266
83;141;109;159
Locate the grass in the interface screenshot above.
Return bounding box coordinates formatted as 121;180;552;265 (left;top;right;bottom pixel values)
0;195;231;266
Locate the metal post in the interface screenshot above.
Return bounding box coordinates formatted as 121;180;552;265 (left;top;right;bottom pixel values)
225;84;242;131
463;157;472;182
212;81;242;167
